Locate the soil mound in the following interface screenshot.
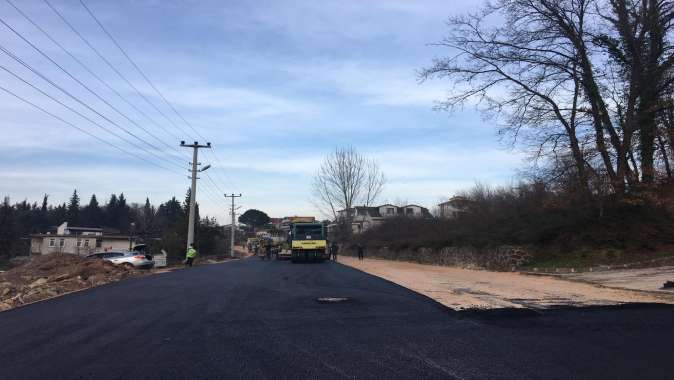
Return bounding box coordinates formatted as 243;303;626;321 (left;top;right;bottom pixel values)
0;254;139;311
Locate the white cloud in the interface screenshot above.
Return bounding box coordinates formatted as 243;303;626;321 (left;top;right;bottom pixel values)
161;86;322;118
287;60;447;107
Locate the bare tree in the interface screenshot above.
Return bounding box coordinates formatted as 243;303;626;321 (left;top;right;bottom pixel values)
312;147;385;220
420;0;674;195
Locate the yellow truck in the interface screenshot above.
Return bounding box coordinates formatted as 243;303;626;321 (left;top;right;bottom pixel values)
290;222;328;263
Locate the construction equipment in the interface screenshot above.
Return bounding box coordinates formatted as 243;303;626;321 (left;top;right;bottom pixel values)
246;237;260;253
289;222;328;263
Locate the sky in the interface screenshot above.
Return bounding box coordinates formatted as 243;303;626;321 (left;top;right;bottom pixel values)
0;0;524;222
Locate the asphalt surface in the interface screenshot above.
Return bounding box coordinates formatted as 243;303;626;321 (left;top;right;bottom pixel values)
1;258;673;379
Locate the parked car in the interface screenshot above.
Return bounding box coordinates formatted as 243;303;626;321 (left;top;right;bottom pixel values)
87;250;154;269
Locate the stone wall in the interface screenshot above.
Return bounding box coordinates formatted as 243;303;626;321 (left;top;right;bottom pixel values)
347;245;532;271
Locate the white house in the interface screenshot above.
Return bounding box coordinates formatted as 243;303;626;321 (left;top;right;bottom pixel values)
30;222;137;256
438;196;471;218
332;203;430;234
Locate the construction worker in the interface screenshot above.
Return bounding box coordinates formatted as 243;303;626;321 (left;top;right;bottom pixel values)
185;244;197;267
330;241;339;261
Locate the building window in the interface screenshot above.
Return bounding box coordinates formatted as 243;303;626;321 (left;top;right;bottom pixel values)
387;208;395;215
84;240;90;248
96;239;102;248
49;238;55;247
59;238;65;247
406;208;414;215
77;239;82;247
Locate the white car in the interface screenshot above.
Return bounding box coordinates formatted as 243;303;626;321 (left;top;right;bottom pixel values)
87;250;154;269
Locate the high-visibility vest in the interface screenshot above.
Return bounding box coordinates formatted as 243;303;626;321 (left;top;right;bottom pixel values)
186;248;197;258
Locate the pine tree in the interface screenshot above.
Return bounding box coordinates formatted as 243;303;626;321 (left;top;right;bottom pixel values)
139;198;156;241
117;193;131;232
183;188;192;214
106;194;118;229
52;202;67;225
82;194;103;227
0;197;16;257
40;194;48;213
66;190;80;224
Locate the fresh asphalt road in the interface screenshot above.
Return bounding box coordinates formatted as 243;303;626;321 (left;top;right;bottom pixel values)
1;258;673;379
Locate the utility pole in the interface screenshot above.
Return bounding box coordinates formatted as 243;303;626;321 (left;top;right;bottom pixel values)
224;193;242;258
180;141;211;251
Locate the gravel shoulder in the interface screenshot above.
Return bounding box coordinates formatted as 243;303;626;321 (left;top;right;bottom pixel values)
339;256;674;310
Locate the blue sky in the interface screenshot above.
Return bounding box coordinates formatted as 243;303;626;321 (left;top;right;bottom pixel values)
0;0;523;222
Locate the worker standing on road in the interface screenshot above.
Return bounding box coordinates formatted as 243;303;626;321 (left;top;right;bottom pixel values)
357;244;364;261
185;244;197;267
330;241;339;261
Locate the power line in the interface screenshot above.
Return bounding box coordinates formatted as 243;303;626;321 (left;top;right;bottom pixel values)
0;0;233;221
44;0;240;196
200;180;230;209
0;42;184;170
0;15;185;167
46;0;236;219
5;0;186;160
78;0;241;193
80;0;206;142
0;61;183;174
205;172;226;195
208;150;241;193
42;0;189;142
0;84;180;174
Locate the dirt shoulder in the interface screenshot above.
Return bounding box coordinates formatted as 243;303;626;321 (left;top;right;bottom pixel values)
0;254;146;311
560;266;674;293
0;250;247;312
339;256;674;310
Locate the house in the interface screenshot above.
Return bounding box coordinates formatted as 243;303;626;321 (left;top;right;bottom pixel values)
332;203;431;234
268;218;283;230
438;196;471;218
30;222;137;256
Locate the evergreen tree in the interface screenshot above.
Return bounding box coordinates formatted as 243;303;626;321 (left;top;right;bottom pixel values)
117;193;131;232
138;198;156;242
105;194;119;229
40;194;48;213
0;197;15;257
34;194;49;231
82;194;103;227
52;202;67;225
182;188;192;214
155;196;187;260
66;190;80;224
238;209;271;230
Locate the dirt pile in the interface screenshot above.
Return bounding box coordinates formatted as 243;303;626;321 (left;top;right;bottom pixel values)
0;254;140;311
